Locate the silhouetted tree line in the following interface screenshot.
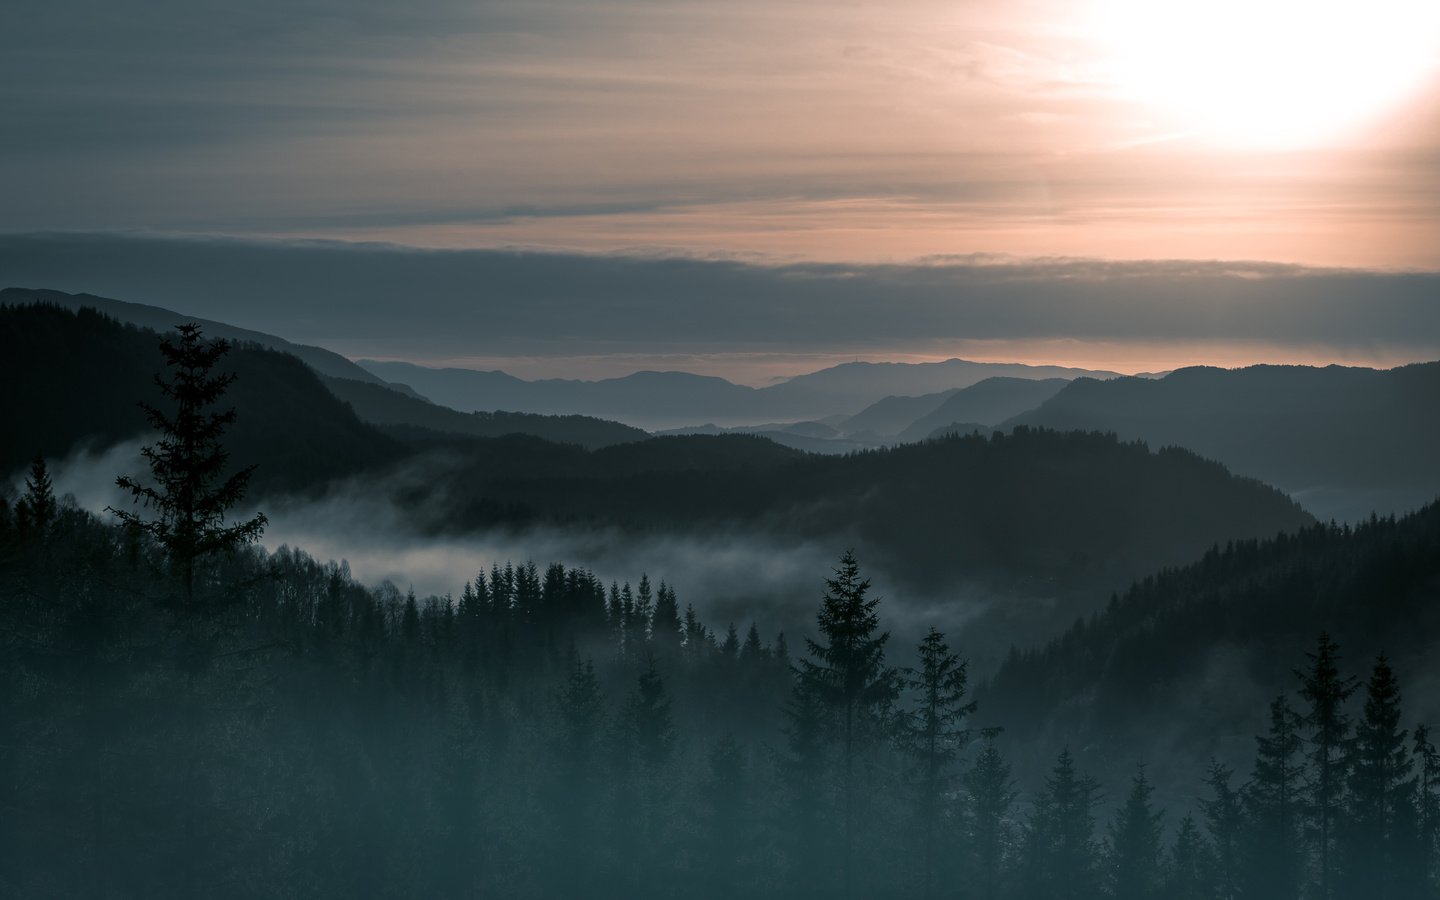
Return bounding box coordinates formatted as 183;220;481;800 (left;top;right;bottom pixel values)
2;325;1437;898
5;486;1439;898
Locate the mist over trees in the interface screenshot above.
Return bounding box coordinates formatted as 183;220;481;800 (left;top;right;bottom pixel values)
3;315;1439;898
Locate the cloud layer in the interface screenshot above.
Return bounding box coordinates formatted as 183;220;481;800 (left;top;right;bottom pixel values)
5;0;1439;266
2;232;1437;380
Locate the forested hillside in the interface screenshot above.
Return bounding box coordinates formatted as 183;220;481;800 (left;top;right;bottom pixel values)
3;477;1435;899
409;427;1314;591
983;500;1440;777
0;304;401;494
1007;363;1440;519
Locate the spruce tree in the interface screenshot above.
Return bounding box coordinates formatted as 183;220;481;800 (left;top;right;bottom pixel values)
1243;696;1305;900
900;626;975;899
1164;814;1211;900
1297;632;1358;900
651;581;684;659
1022;747;1102;900
16;455;57;540
1342;655;1414;900
1105;767;1164;900
791;550;898;896
964;727;1016;900
110;324;266;602
1199;760;1242;900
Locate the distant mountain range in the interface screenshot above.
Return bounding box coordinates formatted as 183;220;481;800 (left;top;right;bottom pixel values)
1;287;400;391
358;358;1122;431
1;289;649;451
1;303;1313;605
1004;364;1440;520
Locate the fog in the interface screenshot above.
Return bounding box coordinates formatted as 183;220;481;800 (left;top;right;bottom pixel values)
21;438;1000;657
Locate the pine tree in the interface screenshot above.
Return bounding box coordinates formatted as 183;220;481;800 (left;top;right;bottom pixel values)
651;581;684;659
109;324;266;602
900;626;975;899
1165;814;1211;900
1199;760;1242;900
1105;768;1164;900
964;727;1016;900
1243;696;1305;900
1342;655;1414;900
1297;632;1359;900
791;550;898;896
624;653;675;771
1022;747;1102;900
16;455;57;540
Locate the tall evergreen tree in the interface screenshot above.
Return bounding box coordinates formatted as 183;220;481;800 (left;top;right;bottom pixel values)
899;627;975;899
791;550;898;897
1199;760;1242;900
1341;655;1414;900
964;727;1016;900
1297;632;1359;900
1243;696;1305;900
1105;767;1164;900
1164;814;1211;900
16;455;56;539
109;324;266;602
1022;747;1102;900
651;581;683;659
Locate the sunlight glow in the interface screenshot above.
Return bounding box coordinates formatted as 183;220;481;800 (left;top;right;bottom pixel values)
1092;0;1440;148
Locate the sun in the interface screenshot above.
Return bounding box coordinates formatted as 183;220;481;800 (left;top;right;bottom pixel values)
1091;0;1440;148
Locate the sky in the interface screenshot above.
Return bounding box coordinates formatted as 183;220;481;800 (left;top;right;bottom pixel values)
4;0;1440;378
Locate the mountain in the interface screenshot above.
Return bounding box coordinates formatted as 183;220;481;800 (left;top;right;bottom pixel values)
980;498;1440;792
359;357;1123;430
1005;363;1440;520
395;427;1314;594
1;287;398;390
896;377;1068;441
0;303;403;494
833;389;961;439
319;375;648;450
357;361;764;431
763;358;1121;404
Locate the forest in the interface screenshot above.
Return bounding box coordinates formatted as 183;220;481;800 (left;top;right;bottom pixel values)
2;320;1438;899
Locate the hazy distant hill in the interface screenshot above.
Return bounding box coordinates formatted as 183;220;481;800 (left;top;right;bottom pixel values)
0;287;400;391
980;498;1440;792
833;390;962;438
1005;363;1440;519
360;358;1120;430
0;304;402;494
401;427;1313;593
319;375;649;450
894;377;1068;440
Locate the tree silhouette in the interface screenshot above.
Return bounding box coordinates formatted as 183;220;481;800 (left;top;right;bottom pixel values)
964;727;1017;900
1022;747;1102;900
110;324;266;602
791;550;898;896
16;455;57;540
900;626;975;898
1105;767;1164;900
1297;632;1358;900
1342;655;1415;900
1244;696;1305;900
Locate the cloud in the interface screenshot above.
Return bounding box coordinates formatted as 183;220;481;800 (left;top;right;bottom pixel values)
2;233;1437;373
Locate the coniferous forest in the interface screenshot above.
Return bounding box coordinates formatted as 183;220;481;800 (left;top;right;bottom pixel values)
3;319;1439;898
